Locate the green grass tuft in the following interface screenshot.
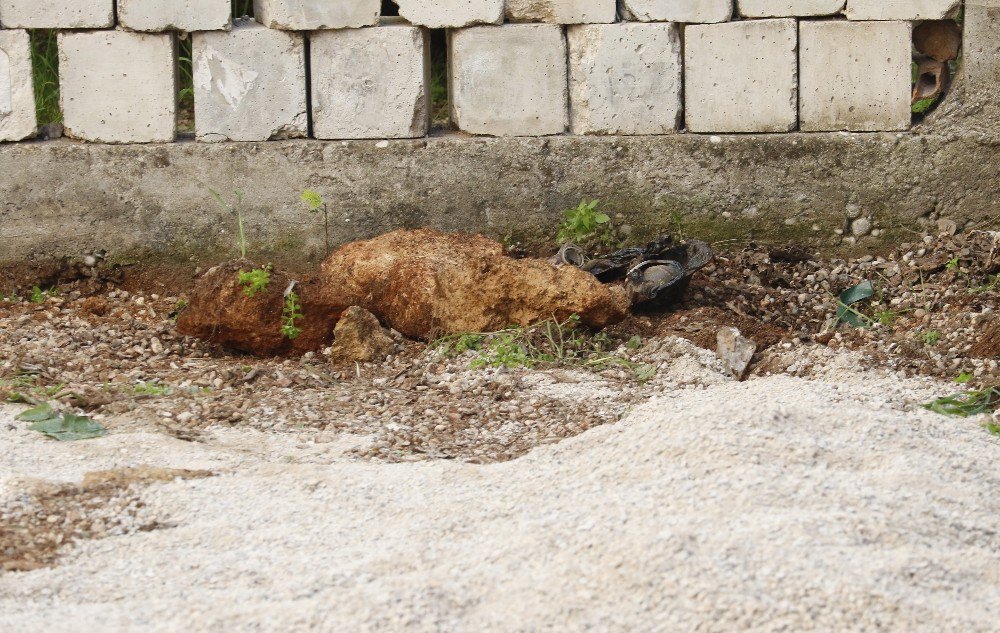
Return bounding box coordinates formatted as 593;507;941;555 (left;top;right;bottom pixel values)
29;29;61;126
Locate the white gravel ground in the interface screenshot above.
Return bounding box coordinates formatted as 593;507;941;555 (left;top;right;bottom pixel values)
1;358;998;632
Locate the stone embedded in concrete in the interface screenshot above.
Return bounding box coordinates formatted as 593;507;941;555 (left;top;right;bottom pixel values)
738;0;844;17
621;0;733;23
58;31;176;144
846;0;960;20
684;18;798;133
450;25;568;136
311;24;429;140
0;30;36;142
193;20;307;143
0;0;114;28
253;0;379;29
567;23;682;135
506;0;616;24
118;0;232;32
799;20;911;132
394;0;504;28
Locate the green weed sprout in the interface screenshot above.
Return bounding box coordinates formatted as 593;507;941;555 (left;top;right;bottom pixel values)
238;265;272;298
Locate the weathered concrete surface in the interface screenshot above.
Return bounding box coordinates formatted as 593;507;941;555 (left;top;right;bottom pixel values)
58;31;177;144
0;0;114;29
450;25;568;137
685;19;798;133
1;131;998;269
253;0;379;29
119;0;232;32
567;23;682;135
0;30;36;142
311;24;429;140
505;0;616;23
622;0;733;23
395;0;503;27
738;0;843;16
193;20;308;142
800;21;911;132
846;0;961;20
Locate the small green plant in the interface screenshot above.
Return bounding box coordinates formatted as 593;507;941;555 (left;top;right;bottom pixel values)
281;292;304;340
435;316;656;382
921;330;942;346
874;310;899;328
558;199;611;245
923;387;1000;418
986;422;1000;436
238;264;272;297
133;381;172;397
954;372;974;385
972;274;999;294
301;189;331;255
208;188;248;258
29;286;56;304
670;211;687;242
168;299;189;322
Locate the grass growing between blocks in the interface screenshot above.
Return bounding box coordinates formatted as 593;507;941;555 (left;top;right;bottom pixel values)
29;29;61;127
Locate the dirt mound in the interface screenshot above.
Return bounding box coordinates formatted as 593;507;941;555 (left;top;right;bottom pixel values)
318;229;629;339
176;261;345;356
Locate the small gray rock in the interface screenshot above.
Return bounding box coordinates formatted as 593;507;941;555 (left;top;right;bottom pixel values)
717;327;756;380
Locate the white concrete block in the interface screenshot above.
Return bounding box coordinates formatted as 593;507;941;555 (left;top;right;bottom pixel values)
0;30;36;142
193;20;307;142
622;0;733;23
311;24;429;140
119;0;232;32
395;0;504;28
506;0;616;24
253;0;379;29
799;20;911;132
568;23;682;135
846;0;960;20
738;0;843;17
58;31;176;144
684;18;797;133
0;0;114;28
450;25;568;136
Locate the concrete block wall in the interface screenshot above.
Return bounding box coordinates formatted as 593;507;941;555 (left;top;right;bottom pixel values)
0;1;966;143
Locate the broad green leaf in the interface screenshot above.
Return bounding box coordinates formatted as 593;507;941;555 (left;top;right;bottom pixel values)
28;414;108;441
839;281;875;306
836;281;875;327
16;403;55;422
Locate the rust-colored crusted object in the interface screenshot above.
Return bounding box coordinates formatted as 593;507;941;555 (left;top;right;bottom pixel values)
318;229;629;339
176;260;345;356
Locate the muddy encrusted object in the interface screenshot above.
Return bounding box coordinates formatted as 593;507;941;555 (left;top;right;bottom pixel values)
178;230;630;355
176;260;345;356
318;229;630;339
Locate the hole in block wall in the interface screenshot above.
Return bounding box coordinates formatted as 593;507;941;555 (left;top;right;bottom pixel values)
429;29;449;130
28;29;61;129
177;35;195;137
232;0;254;19
381;1;400;16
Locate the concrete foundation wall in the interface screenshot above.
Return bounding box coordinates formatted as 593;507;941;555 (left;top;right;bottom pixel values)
1;130;997;268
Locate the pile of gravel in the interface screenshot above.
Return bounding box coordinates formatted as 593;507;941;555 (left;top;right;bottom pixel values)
0;366;996;631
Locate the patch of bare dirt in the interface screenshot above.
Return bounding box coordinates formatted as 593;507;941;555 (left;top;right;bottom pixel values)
0;230;996;464
0;467;212;572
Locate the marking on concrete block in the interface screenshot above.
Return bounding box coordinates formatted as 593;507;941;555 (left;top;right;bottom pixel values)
194;46;259;110
0;50;11;116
